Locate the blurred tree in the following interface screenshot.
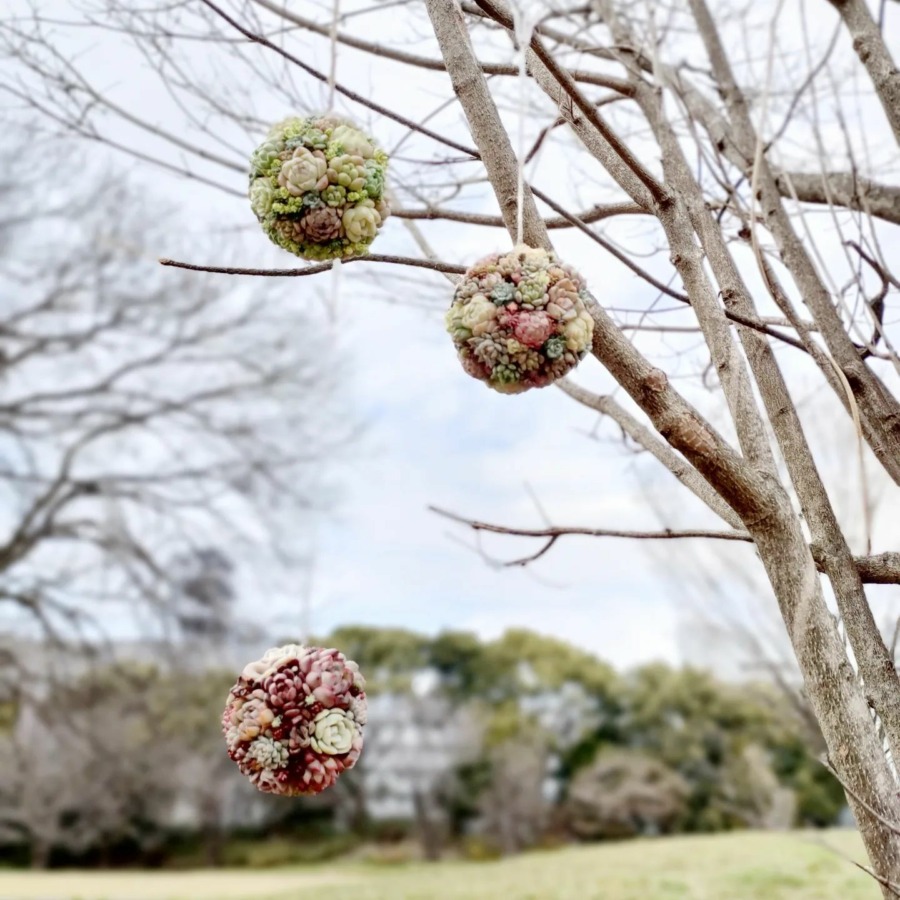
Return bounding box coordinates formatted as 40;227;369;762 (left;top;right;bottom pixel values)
169;548;236;644
0;661;259;868
326;625;430;694
0;137;343;655
0;664;177;867
323;626;481;859
477;727;549;855
614;664;839;831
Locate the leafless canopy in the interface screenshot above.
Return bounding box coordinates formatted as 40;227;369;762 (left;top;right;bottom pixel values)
3;0;900;891
0;137;342;652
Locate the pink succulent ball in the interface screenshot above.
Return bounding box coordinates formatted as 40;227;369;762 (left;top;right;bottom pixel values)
223;644;366;796
445;245;594;394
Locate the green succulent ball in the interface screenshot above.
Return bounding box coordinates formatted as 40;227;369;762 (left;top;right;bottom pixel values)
248;115;390;261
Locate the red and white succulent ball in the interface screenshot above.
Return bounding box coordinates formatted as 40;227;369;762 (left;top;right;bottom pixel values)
222;644;367;796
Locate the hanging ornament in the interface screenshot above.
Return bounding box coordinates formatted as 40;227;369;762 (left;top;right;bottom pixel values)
249;116;390;261
223;644;367;796
445;245;594;394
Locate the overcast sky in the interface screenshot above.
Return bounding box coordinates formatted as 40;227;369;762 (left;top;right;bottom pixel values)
4;0;899;672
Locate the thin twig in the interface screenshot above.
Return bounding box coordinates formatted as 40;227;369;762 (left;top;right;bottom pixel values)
197;0;480;158
429;505;752;543
159;254;466;277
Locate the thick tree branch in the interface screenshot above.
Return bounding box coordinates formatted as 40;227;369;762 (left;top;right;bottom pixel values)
782;172;900;226
473;0;669;207
811;548;900;586
827;0;900;148
683;0;900;886
424;0;549;248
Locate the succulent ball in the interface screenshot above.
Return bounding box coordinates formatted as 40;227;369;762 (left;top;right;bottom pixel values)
249;115;390;261
446;245;594;394
223;644;367;796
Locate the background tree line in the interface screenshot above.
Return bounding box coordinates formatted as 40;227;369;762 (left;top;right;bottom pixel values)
0;624;844;869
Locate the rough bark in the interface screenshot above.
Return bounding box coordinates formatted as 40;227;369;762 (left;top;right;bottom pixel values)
827;0;900;148
782;172;900;226
423;0;549;250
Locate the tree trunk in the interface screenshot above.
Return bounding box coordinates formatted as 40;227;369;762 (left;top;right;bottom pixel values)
751;505;900;892
413;790;444;861
29;837;50;870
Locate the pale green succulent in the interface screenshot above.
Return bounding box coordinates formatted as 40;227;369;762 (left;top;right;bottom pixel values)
363;159;385;199
247;736;289;770
492;363;520;386
249;179;276;219
564;312;593;352
544;335;566;359
278;147;328;196
331;123;375;159
518;271;551;305
310;708;357;756
250;139;284;176
301;127;328;150
321;184;347;207
445;308;472;342
490;282;517;306
342;200;381;243
460;295;497;332
327;154;367;192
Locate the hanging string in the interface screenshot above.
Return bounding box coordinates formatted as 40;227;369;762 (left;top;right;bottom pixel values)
325;0;342;319
328;257;342;323
299;515;317;644
327;0;340;112
511;2;536;247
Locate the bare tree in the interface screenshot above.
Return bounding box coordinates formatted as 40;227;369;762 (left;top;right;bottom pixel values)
476;730;550;855
0;663;178;866
0;136;342;649
4;0;900;889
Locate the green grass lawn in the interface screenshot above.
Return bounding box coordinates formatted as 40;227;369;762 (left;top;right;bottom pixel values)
0;830;879;900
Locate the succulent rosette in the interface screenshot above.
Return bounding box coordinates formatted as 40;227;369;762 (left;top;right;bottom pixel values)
223;644;367;796
446;245;595;393
249;115;390;260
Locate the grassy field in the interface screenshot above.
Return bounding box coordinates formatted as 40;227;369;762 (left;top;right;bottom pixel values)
0;830;879;900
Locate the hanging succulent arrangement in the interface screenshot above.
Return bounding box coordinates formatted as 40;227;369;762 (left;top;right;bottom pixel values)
249;115;390;261
223;644;367;796
445;245;595;394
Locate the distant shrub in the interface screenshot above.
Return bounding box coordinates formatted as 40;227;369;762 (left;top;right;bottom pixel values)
221;834;360;867
359;841;420;866
460;835;504;862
